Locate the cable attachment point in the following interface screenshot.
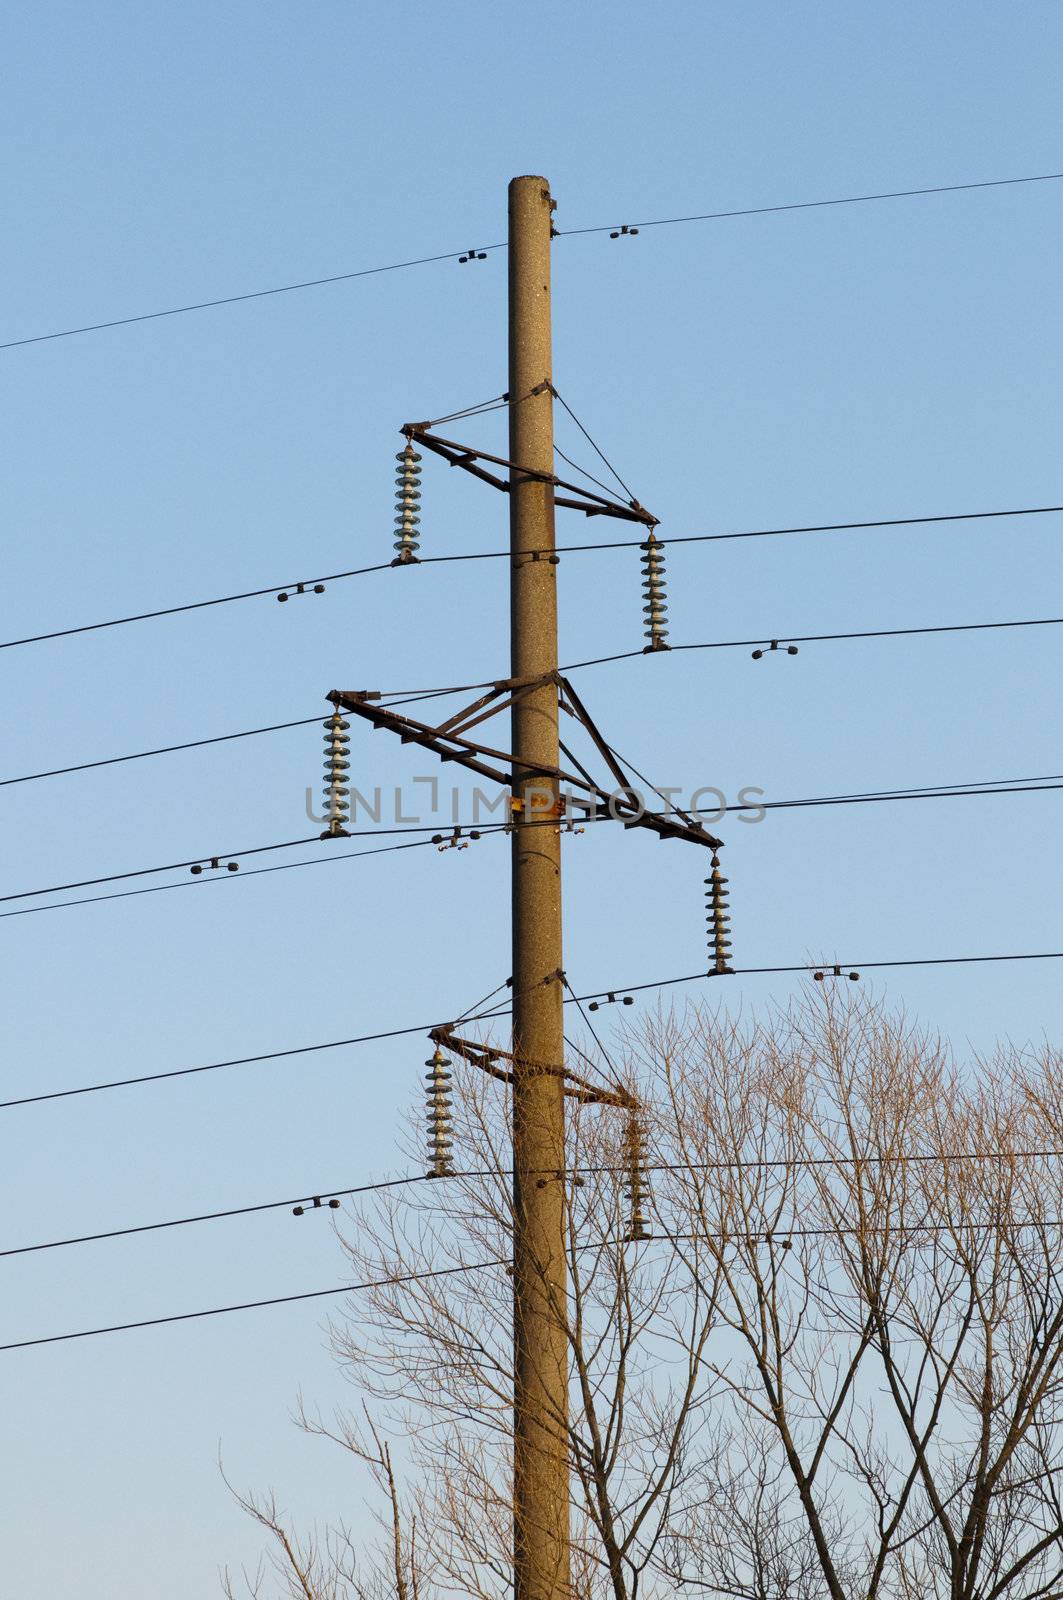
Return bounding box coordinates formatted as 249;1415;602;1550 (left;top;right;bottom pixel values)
813;965;860;983
623;1110;652;1242
640;532;670;651
751;639;799;660
432;827;482;852
392;442;423;564
705;852;734;975
321;710;351;840
458;247;488;263
190;857;239;875
609;224;640;240
276;582;326;603
292;1195;341;1217
588;992;634;1012
425;1044;454;1178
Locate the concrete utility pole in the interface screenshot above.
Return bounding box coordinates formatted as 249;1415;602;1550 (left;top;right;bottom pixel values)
507;174;571;1600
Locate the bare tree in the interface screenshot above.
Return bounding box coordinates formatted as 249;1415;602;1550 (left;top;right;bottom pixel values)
228;987;1063;1600
649;989;1063;1600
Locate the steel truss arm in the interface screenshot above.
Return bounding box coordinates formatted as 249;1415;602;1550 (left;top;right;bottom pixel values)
402;423;658;527
327;677;722;850
429;1025;636;1110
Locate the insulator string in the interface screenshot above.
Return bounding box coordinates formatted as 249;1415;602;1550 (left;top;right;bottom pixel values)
393;443;423;563
321;710;351;838
706;852;734;975
623;1111;652;1242
640;532;670;651
425;1045;455;1177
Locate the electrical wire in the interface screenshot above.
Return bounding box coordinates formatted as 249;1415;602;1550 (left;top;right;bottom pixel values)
551;503;1063;554
6;769;1063;921
0;714;325;788
0;1175;425;1259
6;170;1059;356
553;171;1063;239
0;1257;505;1353
0;838;438;921
560;612;1063;673
5;950;1062;1114
2;502;1060;655
15;1138;1063;1264
0;684;482;789
10;1202;1063;1351
754;778;1063;815
0;561;393;651
0;245;507;352
0;832;324;905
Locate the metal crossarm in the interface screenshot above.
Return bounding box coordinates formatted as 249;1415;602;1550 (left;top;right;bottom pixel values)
327;676;721;850
402;424;659;527
429;1025;636;1110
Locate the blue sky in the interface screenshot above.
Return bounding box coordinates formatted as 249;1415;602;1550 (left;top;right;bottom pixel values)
1;2;1061;1593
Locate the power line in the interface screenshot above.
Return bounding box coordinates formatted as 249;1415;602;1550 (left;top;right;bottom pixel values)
756;777;1063;814
9;1197;1063;1351
6;768;1062;920
5;171;1060;355
561;612;1063;673
0;1258;501;1353
4;949;1061;1113
0;561;393;651
565;502;1063;553
2;501;1059;655
0;838;438;921
0;823;498;909
0;714;324;788
0;246;507;352
0;1175;424;1259
0;1016;441;1111
0;832;324;905
553;171;1063;238
13;1142;1063;1263
0;686;479;788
